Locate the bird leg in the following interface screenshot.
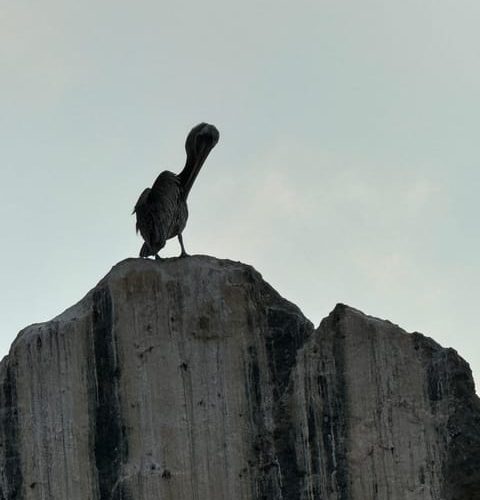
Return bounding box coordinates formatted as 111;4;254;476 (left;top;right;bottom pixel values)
154;254;162;261
178;234;189;257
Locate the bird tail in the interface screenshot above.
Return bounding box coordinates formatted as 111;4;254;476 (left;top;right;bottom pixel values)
140;243;152;258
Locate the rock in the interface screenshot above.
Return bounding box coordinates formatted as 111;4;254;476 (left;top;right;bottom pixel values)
0;256;478;499
292;304;480;500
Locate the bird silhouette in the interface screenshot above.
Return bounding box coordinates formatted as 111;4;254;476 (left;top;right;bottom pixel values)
134;123;219;259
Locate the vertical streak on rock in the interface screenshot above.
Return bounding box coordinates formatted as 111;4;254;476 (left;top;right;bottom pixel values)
91;287;129;500
305;306;349;500
0;361;23;500
243;278;281;500
245;339;274;499
412;333;450;498
444;377;480;500
329;308;349;500
265;307;310;500
85;327;101;500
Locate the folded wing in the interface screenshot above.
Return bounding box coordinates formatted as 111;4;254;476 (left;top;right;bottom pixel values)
134;171;181;256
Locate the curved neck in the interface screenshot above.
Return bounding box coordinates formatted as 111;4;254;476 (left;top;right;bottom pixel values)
178;149;207;198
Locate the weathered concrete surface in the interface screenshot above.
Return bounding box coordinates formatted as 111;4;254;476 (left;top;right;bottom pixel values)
0;256;479;499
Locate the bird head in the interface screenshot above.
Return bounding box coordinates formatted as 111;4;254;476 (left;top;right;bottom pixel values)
185;123;220;163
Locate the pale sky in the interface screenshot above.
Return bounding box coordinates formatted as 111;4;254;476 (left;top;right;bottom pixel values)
1;0;479;387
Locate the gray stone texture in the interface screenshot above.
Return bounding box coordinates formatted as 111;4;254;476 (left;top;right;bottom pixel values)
0;256;479;499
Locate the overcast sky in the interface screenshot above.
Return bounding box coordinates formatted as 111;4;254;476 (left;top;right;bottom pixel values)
1;0;479;387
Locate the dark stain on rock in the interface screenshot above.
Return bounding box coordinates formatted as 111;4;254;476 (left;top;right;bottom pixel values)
412;331;480;500
245;339;279;498
419;466;425;485
330;307;350;500
161;469;172;480
247;345;262;413
307;403;321;498
0;362;23;500
443;372;480;499
413;334;446;403
198;316;210;331
91;287;129;500
312;305;350;500
265;307;311;500
265;308;306;398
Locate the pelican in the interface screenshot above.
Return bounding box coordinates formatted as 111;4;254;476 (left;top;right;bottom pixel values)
134;123;219;259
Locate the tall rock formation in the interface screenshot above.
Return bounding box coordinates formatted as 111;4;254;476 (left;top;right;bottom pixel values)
0;256;479;500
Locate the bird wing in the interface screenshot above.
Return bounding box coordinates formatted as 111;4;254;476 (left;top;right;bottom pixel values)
134;172;182;253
